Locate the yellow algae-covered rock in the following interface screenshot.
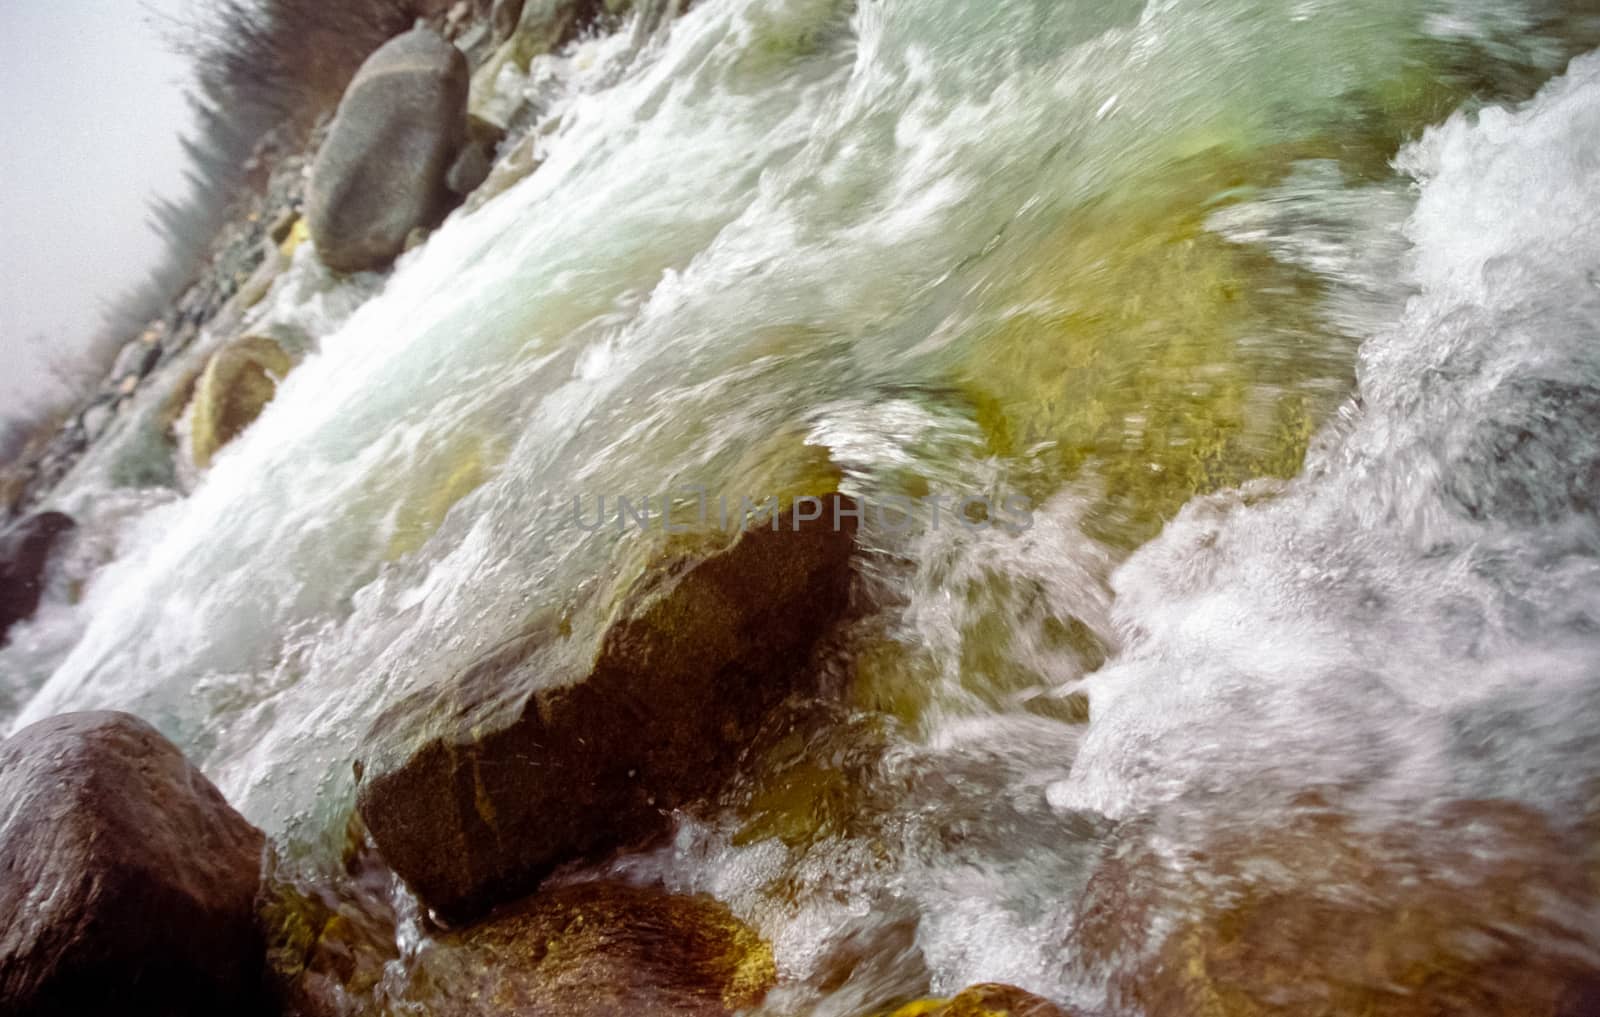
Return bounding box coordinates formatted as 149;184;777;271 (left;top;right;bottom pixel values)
955;144;1336;550
880;984;1073;1017
278;216;311;258
383;432;501;561
396;881;777;1016
258;861;399;1017
731;708;891;851
186;335;297;469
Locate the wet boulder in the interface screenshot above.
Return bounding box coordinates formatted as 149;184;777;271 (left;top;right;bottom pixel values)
0;712;268;1017
307;28;469;273
1074;798;1600;1017
0;509;74;644
185;334;297;469
446;142;493;198
233;235;293;313
395;881;776;1016
357;457;858;921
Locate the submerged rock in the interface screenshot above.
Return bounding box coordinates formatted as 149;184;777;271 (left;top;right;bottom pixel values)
1075;798;1600;1017
0;711;268;1017
446;115;506;198
499;0;593;68
396;881;776;1016
492;0;527;42
955;145;1339;551
463;131;542;213
0;509;74;643
884;984;1072;1017
307;28;469;273
258;846;400;1017
357;461;857;921
186;335;296;469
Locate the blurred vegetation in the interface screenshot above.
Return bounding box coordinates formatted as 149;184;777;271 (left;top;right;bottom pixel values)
112;0;461;328
6;1;459;480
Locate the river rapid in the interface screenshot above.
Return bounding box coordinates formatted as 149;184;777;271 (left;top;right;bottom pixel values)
5;1;1600;1013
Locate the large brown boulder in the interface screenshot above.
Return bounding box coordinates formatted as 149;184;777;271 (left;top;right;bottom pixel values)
307;28;469;274
0;509;74;645
396;881;776;1015
0;712;268;1017
357;465;858;922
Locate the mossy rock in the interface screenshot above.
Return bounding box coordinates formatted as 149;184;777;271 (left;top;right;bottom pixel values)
880;984;1073;1017
186;335;296;469
0;712;269;1017
383;430;502;560
356;446;858;922
470;0;597;115
1075;798;1600;1017
396;881;776;1016
257;854;399;1017
504;0;594;69
955;142;1339;550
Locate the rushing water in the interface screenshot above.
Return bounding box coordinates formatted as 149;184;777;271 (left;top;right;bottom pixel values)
5;0;1600;1012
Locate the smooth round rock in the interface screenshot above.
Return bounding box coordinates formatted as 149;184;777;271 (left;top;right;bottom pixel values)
307;28;469;273
0;711;268;1017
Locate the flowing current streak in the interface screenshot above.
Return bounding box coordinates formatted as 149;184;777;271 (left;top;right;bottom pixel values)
612;44;1600;1014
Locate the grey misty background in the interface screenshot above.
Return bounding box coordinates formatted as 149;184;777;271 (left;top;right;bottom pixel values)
0;1;196;428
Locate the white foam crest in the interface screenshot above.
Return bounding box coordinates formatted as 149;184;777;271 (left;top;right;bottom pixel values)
1065;50;1600;824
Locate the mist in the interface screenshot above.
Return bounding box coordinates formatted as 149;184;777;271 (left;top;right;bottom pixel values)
0;2;196;422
